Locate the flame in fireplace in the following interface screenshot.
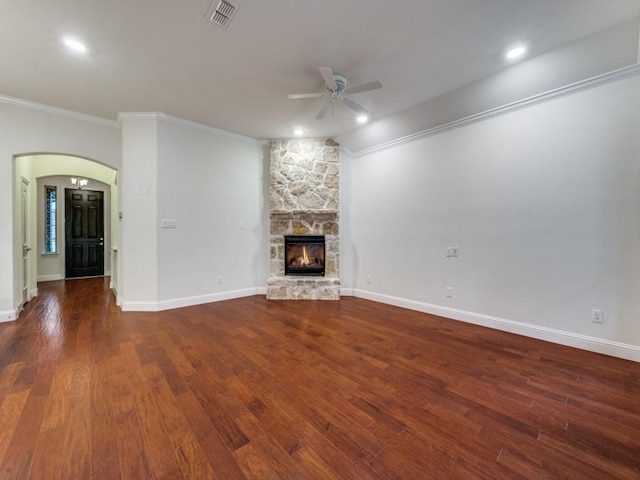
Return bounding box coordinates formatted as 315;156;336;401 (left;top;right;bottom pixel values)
300;246;311;266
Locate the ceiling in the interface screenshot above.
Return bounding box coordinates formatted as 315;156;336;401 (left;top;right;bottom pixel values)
2;0;640;141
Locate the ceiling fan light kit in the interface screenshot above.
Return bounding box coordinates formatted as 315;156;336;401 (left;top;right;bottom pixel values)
288;67;382;120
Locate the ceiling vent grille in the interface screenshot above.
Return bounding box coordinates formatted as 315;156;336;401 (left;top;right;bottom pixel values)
205;0;239;29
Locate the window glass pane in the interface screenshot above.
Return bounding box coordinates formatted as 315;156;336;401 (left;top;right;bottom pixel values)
45;186;57;254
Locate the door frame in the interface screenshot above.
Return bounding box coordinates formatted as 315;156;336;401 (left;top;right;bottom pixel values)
20;177;30;304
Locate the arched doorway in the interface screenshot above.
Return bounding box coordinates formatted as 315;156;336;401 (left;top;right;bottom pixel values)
14;154;118;309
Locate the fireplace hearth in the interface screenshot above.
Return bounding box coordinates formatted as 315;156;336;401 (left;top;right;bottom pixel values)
284;235;325;276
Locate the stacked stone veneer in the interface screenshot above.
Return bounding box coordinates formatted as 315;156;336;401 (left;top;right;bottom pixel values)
266;138;340;300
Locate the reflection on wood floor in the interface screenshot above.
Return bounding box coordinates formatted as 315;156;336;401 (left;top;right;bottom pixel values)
0;277;638;479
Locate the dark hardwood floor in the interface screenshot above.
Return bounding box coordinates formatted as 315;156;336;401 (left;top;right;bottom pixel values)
0;278;639;479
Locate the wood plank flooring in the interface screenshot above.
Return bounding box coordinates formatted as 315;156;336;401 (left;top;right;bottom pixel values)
1;277;639;479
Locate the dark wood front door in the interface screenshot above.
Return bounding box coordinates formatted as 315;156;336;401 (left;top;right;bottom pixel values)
65;189;104;278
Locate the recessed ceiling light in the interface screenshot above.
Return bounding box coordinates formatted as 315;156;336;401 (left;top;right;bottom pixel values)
293;128;304;136
357;115;368;124
63;37;88;53
506;45;526;60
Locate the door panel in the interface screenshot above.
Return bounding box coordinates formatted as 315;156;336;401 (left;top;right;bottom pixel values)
65;189;104;278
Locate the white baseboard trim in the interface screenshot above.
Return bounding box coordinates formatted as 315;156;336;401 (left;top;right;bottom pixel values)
38;274;64;282
120;287;261;312
353;289;640;363
0;308;19;322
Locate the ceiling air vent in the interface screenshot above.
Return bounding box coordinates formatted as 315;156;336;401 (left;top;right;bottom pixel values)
205;0;239;29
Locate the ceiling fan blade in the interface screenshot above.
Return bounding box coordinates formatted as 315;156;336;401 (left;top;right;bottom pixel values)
342;97;369;115
316;101;332;120
344;80;383;95
319;67;337;91
288;92;326;99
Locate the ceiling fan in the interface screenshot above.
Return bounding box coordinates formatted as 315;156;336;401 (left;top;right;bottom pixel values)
288;67;382;119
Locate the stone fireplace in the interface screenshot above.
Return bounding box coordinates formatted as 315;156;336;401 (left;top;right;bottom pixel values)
266;138;340;300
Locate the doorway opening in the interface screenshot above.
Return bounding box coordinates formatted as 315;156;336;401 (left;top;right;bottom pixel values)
13;154;118;314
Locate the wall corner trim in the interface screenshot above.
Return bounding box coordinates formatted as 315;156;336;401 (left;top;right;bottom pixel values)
353;289;640;364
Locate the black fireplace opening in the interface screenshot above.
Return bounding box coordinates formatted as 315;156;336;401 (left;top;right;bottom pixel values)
284;235;325;276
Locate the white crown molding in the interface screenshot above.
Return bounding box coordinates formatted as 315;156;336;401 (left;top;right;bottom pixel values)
0;93;119;128
157;113;268;146
0;96;267;147
352;289;640;363
343;63;640;158
117;112;159;122
118;112;269;146
117;112;268;146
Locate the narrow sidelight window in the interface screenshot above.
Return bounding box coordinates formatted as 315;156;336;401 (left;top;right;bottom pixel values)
44;185;57;254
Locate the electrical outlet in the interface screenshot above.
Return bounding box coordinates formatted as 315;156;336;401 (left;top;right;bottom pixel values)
591;309;603;324
446;286;453;298
446;247;459;257
366;275;372;284
216;275;222;284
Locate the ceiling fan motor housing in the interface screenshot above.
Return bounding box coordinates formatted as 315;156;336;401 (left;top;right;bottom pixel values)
333;74;347;92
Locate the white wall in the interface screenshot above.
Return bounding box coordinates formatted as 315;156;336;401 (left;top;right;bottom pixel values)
119;114;159;308
343;73;640;361
118;114;269;311
0;98;120;320
156;117;268;307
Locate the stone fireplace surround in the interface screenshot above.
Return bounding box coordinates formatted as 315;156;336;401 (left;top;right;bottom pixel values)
266;138;340;300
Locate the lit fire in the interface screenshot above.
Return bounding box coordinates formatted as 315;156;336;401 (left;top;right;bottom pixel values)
300;246;311;266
